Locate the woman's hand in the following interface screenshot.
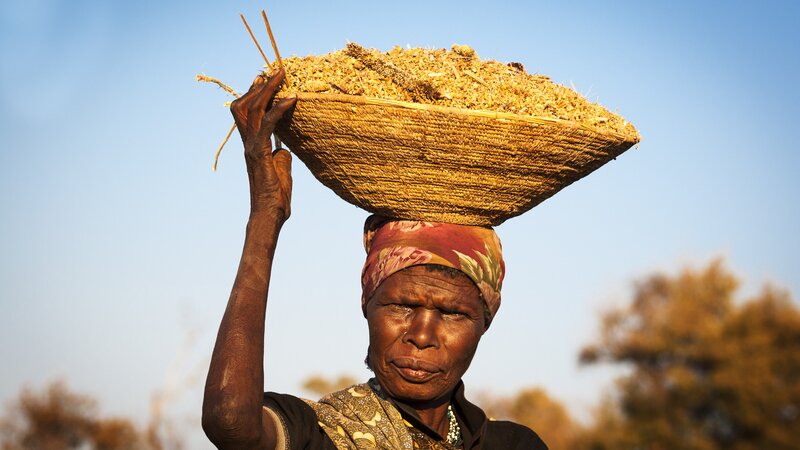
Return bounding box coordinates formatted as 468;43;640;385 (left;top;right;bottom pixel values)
230;68;297;222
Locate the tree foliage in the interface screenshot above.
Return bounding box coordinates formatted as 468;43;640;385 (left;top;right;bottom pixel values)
480;387;577;450
0;381;148;450
0;381;183;450
577;259;800;450
301;374;360;398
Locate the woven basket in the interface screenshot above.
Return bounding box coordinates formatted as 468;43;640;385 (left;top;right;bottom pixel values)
274;92;639;226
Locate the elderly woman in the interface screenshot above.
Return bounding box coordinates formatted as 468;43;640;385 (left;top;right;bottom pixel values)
202;69;548;450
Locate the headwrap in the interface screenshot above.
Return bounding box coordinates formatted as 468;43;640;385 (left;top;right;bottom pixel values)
361;215;504;322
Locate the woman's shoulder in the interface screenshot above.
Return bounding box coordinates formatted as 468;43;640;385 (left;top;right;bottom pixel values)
485;419;549;450
263;391;339;450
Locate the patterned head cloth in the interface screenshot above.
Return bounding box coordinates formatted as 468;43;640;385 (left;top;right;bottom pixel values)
361;215;505;323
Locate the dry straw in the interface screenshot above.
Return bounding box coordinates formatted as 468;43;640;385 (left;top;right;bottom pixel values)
202;13;640;224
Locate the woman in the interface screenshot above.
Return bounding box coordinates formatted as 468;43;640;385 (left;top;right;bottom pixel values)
202;69;548;449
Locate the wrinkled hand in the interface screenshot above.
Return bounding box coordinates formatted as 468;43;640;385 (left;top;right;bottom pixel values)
230;68;297;222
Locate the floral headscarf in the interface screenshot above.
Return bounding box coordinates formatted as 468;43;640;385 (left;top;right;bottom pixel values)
361;215;504;322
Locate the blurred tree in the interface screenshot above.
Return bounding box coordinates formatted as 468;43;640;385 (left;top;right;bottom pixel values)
0;319;199;449
0;381;155;450
480;387;577;450
576;259;800;450
301;374;360;397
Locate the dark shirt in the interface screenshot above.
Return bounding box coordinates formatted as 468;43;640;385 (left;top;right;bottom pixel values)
263;382;548;450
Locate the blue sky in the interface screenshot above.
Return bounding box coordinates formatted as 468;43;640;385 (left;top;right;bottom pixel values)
1;0;798;445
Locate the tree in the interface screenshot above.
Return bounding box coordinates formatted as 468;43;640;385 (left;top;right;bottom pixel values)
1;320;200;450
480;387;577;450
0;381;148;450
301;374;360;398
577;259;800;450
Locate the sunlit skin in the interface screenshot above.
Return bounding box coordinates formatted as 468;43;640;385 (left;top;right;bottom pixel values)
366;265;487;437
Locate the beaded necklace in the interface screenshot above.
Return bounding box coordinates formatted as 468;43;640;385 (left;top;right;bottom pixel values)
446;404;462;447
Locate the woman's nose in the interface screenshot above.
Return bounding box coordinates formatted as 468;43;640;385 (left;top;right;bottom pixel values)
402;309;440;349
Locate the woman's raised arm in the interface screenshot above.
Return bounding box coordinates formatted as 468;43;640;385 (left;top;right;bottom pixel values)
202;69;296;449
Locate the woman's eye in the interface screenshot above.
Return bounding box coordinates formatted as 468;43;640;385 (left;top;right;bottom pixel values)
388;304;412;312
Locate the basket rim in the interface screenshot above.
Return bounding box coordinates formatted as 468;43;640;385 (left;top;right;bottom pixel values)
279;91;640;144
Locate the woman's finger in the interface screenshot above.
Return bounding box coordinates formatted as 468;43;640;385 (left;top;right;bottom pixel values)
246;69;286;131
260;95;296;132
251;95;296;153
243;82;273;140
231;80;265;129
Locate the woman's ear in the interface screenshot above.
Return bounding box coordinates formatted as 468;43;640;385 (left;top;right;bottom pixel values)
364;345;373;371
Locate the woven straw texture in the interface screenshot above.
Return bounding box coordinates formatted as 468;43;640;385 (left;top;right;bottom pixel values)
274;92;639;226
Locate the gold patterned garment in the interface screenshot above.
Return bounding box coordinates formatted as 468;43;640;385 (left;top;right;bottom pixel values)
304;379;458;450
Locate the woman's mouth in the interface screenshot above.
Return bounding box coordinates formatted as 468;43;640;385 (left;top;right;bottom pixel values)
390;358;442;382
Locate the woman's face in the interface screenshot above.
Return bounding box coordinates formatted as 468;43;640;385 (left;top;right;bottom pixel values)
365;265;486;406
